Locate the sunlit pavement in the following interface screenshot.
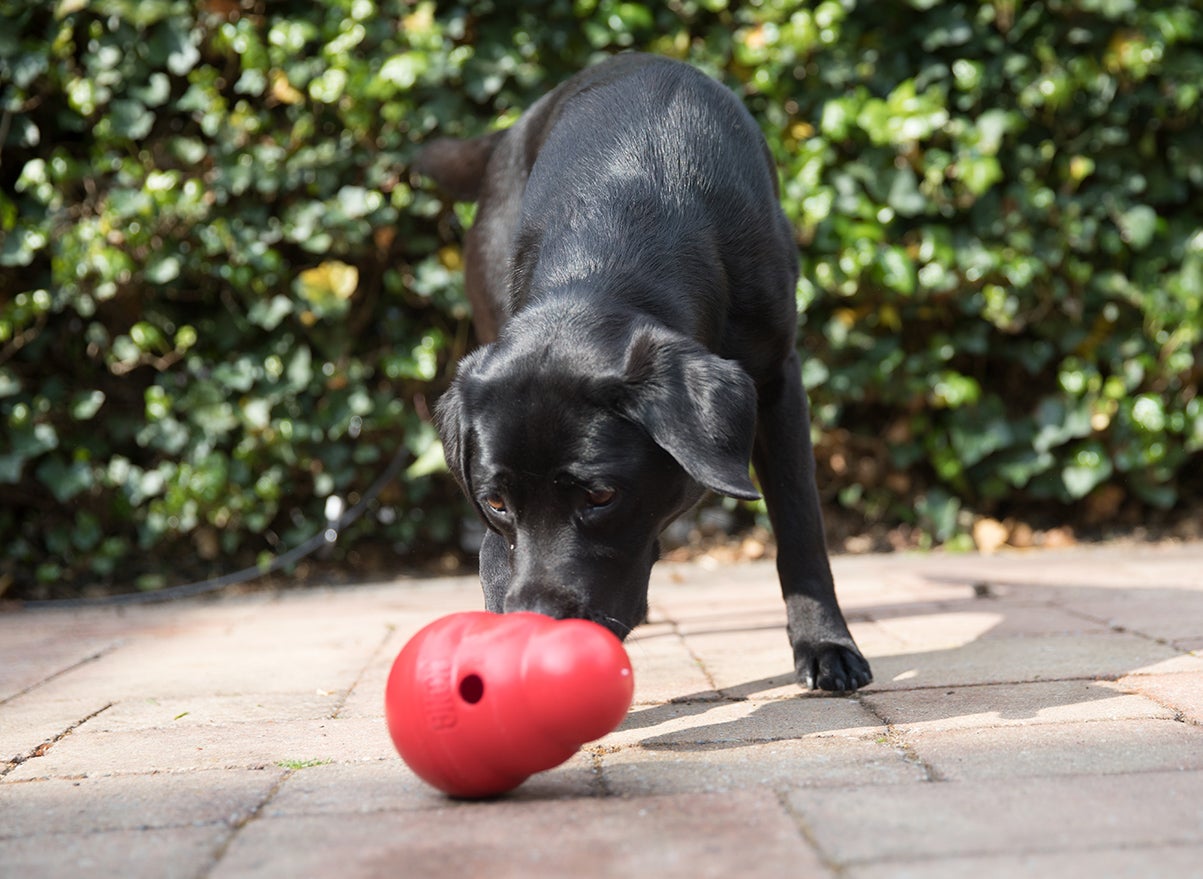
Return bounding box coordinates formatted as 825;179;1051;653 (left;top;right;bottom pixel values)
3;542;1202;878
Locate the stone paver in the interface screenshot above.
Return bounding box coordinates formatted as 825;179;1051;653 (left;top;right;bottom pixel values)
213;789;831;879
1119;671;1203;724
861;679;1177;731
847;846;1203;879
4;716;395;781
787;769;1203;866
596;736;926;796
0;769;287;836
906;718;1203;780
1;542;1201;877
0;826;230;879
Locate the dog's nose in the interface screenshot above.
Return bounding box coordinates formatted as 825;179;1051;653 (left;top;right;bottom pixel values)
503;584;586;621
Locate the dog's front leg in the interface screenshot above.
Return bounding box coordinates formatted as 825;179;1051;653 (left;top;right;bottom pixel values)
752;350;872;692
478;528;512;613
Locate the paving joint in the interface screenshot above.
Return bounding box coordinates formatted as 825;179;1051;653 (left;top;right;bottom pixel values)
855;695;946;783
0;643;125;708
2;702;114;778
774;787;848;879
328;624;396;720
204;766;297;874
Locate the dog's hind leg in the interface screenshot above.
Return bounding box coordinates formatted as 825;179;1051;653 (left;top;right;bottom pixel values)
752;350;872;692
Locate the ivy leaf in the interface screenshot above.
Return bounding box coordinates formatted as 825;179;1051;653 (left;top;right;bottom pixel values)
36;457;94;503
0;371;21;398
295;261;359;318
958;153;1002;197
145;254;181;283
1118;205;1157;250
248;295;294;330
1062;442;1114;499
149;18;200;76
71;390;106;420
887;166;926;216
107;99;154;140
1032;398;1093;454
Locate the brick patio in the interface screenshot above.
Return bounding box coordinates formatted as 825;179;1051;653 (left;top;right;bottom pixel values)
3;542;1202;877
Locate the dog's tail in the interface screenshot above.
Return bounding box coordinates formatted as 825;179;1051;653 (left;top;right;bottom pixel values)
412;131;504;203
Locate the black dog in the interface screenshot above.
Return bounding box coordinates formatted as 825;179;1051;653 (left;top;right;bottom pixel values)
418;53;870;692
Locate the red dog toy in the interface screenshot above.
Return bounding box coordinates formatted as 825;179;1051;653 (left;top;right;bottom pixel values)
384;611;634;798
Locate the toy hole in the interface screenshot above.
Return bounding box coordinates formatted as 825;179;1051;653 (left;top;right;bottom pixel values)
458;674;484;704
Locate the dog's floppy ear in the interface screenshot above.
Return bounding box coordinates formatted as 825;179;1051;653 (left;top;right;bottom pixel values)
616;326;760;500
434;350;487;499
434;380;470;494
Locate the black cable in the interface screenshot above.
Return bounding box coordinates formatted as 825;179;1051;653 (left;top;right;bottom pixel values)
19;445;411;610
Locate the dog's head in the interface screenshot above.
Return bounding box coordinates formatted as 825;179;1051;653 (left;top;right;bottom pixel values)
435;308;759;638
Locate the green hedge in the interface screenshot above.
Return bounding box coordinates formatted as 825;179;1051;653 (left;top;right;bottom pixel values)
2;0;1201;599
769;0;1203;542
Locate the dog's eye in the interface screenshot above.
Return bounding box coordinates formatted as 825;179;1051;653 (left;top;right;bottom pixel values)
483;495;508;514
586;487;616;508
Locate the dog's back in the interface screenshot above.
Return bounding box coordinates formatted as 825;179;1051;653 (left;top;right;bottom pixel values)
417;54;797;367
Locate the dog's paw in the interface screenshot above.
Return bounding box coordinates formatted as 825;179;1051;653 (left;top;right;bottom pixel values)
793;641;873;693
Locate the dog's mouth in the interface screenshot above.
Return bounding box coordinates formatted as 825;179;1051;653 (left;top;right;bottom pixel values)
588;610;636;641
584;594;648;642
506;597;640;642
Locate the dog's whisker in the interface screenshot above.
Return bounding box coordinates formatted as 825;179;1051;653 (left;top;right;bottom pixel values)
596;613;633;638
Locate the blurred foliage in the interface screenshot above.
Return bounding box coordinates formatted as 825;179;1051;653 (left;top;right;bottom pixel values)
1;0;1201;598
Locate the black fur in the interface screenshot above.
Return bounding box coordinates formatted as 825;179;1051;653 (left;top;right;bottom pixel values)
419;54;871;692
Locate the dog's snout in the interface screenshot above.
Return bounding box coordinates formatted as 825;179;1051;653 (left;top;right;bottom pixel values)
503;584;586;621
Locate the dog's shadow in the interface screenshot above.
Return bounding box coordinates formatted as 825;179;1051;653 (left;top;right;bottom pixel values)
614;573;1201;752
622;676;865;751
621;673;797;734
